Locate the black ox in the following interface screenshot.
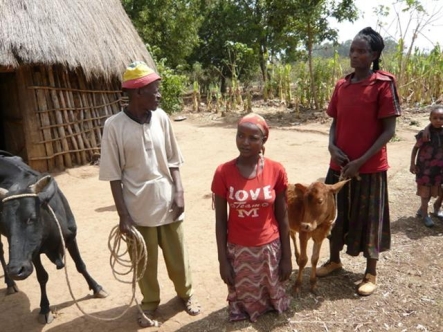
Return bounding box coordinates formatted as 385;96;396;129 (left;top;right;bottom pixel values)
0;151;107;323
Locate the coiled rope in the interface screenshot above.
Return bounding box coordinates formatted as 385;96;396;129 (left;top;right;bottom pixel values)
2;193;160;327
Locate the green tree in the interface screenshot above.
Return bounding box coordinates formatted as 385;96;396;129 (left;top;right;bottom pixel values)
190;1;306;87
373;0;443;87
290;0;358;109
188;1;268;93
121;0;202;68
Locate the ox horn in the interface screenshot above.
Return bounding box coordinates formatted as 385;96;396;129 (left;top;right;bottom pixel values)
0;187;9;200
30;175;52;194
30;175;57;203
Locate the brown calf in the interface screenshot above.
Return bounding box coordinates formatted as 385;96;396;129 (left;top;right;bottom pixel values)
287;180;348;293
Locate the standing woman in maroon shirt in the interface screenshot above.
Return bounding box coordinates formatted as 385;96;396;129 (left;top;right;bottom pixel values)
316;27;401;296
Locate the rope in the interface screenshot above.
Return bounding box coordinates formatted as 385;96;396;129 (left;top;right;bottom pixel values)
331;193;339;226
2;193;38;202
2;193;160;326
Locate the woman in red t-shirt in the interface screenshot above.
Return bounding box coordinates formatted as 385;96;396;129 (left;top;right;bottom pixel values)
211;113;292;322
316;27;401;296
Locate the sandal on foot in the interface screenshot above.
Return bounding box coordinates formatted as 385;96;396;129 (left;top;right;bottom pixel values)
357;273;377;296
423;216;435;227
316;260;343;277
416;209;424;218
137;310;161;328
182;295;201;316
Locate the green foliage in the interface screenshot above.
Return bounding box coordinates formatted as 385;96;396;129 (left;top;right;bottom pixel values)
224;41;256;84
264;42;443;110
314;37;399;58
290;0;358;108
383;44;443;105
157;59;188;114
187;0;262;92
121;0;202;68
121;0;442;111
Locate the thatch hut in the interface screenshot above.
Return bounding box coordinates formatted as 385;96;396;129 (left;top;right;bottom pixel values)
0;0;156;171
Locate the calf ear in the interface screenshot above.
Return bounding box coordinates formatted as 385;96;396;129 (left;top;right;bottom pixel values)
0;187;9;200
330;179;350;193
30;175;57;203
294;183;307;196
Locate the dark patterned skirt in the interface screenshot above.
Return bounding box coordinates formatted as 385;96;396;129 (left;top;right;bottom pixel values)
226;238;290;322
325;169;391;259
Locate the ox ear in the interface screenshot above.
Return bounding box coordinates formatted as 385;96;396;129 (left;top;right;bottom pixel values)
329;179;350;193
30;175;57;203
0;187;9;200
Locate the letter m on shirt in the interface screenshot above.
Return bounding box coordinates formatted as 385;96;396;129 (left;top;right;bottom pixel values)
237;208;259;218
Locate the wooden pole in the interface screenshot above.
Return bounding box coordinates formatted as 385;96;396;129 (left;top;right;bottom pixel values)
47;66;72;168
40;66;64;168
59;68;86;164
16;67;47;171
33;69;55;170
76;70;101;153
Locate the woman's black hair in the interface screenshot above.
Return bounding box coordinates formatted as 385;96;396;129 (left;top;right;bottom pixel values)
355;27;385;71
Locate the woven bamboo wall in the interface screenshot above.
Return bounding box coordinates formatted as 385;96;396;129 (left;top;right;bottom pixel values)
23;65;122;171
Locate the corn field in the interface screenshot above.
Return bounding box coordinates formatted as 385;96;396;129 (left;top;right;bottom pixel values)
384;45;443;106
193;45;443;113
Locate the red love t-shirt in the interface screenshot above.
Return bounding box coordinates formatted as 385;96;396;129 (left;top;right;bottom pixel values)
211;157;288;247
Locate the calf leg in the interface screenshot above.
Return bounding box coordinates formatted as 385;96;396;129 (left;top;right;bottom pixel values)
309;239;324;293
294;232;309;294
290;231;300;265
33;254;54;324
66;238;108;298
0;238;19;295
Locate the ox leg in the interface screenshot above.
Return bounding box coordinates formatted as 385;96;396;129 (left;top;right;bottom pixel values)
33;254;54;324
0;239;19;295
294;233;309;294
309;239;324;294
66;239;108;298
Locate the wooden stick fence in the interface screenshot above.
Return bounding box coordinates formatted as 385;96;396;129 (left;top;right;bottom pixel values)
27;65;123;170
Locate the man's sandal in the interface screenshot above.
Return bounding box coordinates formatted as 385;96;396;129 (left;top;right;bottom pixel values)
137;310;161;328
182;295;201;316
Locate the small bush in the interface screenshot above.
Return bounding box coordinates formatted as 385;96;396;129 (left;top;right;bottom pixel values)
157;60;188;114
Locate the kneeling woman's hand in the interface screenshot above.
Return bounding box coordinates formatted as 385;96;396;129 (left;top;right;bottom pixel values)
219;258;235;286
279;255;292;282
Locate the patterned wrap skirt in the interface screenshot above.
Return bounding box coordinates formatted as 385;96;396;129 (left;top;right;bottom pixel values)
325;169;391;259
226;238;290;322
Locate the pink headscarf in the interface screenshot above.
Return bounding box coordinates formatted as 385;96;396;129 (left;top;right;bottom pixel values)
238;113;269;138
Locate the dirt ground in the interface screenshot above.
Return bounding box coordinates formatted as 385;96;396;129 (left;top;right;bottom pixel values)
1;104;442;332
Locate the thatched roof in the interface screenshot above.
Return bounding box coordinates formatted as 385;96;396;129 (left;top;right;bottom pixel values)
0;0;156;81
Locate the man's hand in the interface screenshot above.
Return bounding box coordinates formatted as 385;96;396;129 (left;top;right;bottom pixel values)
171;191;185;220
119;215;137;235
